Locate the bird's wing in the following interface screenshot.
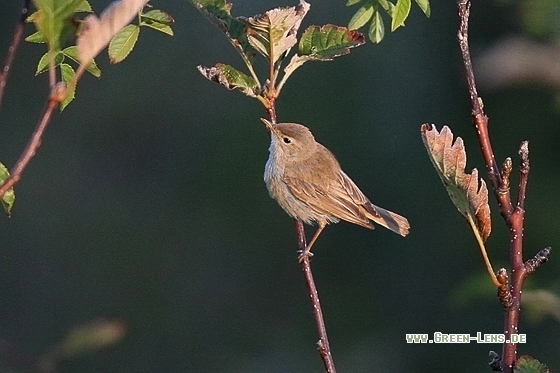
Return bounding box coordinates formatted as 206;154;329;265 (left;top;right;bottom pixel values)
284;164;373;228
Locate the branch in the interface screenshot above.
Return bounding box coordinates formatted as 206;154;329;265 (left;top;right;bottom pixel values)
0;96;58;198
456;2;541;372
0;0;31;112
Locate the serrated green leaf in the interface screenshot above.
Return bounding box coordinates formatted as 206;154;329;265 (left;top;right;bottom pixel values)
298;24;365;57
391;0;411;31
141;10;174;25
140;19;174;36
25;31;47;43
515;355;551;373
189;0;256;63
59;63;75;110
197;63;259;97
0;163;15;216
246;1;310;64
346;0;362;5
414;0;430;17
36;50;64;75
62;46;101;77
75;0;93;13
32;0;85;50
108;24;140;64
368;7;385;43
348;1;374;30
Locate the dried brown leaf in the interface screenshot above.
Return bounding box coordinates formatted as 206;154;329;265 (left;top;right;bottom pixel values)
421;124;492;240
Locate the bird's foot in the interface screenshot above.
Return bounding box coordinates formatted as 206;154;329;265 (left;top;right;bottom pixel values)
297;248;314;263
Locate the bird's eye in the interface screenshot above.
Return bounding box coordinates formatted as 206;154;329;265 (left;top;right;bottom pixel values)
283;137;291;144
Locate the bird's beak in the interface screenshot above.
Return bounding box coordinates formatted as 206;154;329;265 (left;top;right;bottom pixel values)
260;118;275;134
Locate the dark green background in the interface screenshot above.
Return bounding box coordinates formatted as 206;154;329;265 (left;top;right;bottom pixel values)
0;1;559;372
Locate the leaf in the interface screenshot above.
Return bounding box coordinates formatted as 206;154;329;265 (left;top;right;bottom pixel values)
197;64;259;97
246;0;310;64
346;0;362;5
0;163;15;216
50;320;126;359
62;46;101;77
25;31;47;43
59;63;76;110
414;0;431;17
391;0;411;31
378;0;395;17
36;50;64;75
280;25;365;89
348;1;374;30
421;124;491;241
77;0;148;64
140;9;175;36
75;0;93;13
368;7;385;43
298;24;365;57
32;0;85;50
515;356;552;373
189;0;256;63
108;24;140;64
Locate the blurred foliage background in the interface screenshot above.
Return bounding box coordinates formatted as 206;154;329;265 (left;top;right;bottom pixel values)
0;0;559;372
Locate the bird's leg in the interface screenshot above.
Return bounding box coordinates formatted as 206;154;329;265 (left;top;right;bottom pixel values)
298;221;327;262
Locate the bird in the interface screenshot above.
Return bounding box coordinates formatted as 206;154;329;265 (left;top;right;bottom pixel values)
262;118;409;260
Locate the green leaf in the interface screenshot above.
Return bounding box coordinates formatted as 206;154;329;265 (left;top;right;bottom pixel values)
62;46;101;77
515;356;552;373
108;24;140;64
50;320;126;359
32;0;85;50
348;1;374;30
346;0;362;5
74;0;93;13
59;63;75;110
36;50;64;75
197;63;259;97
246;1;310;64
368;7;385;43
414;0;431;17
141;9;175;36
0;163;15;216
298;24;365;58
189;0;256;63
378;0;395;17
391;0;411;31
25;31;47;43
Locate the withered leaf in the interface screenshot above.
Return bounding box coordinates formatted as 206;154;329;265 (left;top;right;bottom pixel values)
421;124;492;241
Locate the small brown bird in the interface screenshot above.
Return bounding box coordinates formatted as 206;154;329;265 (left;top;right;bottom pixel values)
262;119;409;259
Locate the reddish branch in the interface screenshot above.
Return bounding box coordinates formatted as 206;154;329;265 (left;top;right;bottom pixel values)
457;1;550;372
0;0;31;111
296;220;337;373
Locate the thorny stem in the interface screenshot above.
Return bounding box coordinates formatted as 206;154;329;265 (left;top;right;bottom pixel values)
457;1;546;372
0;0;30;112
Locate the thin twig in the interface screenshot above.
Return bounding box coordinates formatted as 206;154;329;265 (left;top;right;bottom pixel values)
295;220;337;373
0;0;31;111
0;99;57;197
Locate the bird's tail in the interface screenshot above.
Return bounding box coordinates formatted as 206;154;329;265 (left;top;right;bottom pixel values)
364;202;410;237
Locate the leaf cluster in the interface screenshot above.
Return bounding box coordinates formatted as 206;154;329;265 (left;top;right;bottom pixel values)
193;0;365;108
346;0;430;43
26;0;174;109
